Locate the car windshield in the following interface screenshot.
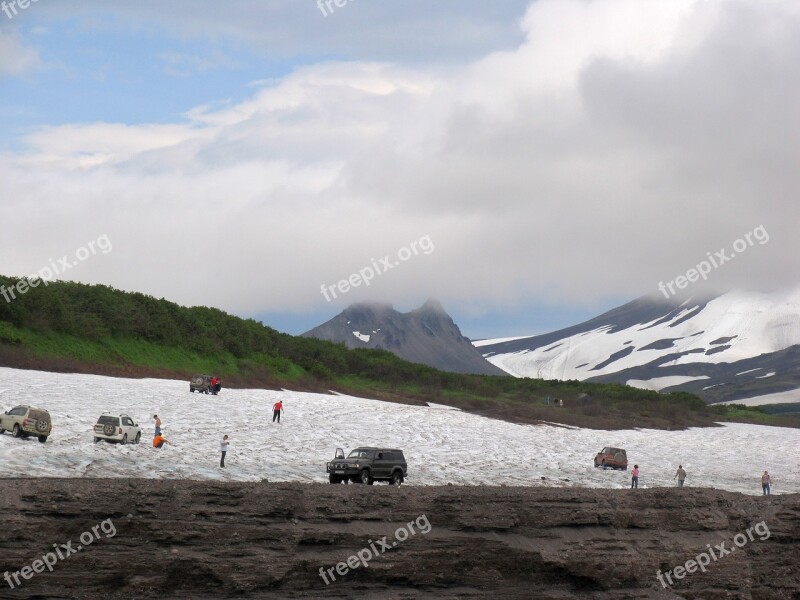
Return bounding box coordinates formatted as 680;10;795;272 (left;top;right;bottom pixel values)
347;449;371;459
97;416;119;425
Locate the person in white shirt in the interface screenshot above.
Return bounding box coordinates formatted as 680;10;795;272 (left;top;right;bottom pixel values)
220;435;229;468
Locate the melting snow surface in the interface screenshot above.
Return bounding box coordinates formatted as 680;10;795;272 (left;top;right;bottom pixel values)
0;367;797;494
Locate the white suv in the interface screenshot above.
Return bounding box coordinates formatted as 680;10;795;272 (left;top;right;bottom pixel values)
0;405;52;443
93;414;142;445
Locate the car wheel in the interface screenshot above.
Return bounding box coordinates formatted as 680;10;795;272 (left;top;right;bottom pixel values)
360;469;372;485
134;432;141;444
94;437;101;443
329;474;339;484
121;434;128;445
391;471;404;486
38;435;47;443
0;427;4;435
12;424;22;438
190;387;194;393
601;460;607;469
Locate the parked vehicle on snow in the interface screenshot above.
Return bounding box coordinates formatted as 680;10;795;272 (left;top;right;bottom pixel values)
326;447;407;485
594;447;628;470
189;374;220;394
0;405;52;443
93;413;142;445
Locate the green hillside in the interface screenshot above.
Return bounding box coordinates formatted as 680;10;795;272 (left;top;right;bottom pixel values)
0;275;793;430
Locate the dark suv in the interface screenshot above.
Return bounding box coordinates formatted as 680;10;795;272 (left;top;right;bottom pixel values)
594;447;628;470
327;447;407;485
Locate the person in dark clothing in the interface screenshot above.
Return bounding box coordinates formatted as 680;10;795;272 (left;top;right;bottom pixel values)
273;400;283;423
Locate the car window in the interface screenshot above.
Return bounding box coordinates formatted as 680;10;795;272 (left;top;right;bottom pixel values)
29;409;49;420
97;416;119;425
10;406;27;416
122;417;133;426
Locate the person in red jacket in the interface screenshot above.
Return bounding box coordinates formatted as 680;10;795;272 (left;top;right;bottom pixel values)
272;400;283;423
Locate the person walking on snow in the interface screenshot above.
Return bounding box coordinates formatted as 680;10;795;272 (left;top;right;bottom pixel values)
220;435;229;468
674;465;687;487
631;464;639;489
272;400;283;423
762;471;771;495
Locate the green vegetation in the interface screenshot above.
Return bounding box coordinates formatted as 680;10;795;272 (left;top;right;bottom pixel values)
0;275;797;430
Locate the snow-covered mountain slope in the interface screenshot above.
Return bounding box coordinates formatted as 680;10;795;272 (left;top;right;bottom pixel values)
477;289;800;404
0;367;798;494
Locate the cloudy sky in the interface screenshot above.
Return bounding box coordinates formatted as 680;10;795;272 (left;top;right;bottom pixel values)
2;0;799;339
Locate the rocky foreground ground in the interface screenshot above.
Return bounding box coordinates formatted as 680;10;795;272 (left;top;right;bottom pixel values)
0;480;797;599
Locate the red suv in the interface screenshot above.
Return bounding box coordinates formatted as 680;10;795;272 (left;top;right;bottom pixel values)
594;447;628;470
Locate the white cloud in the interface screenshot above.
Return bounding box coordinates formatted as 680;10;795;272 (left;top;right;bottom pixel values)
2;0;799;320
0;31;41;76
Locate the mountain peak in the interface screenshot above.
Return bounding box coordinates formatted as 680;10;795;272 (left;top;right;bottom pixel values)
417;298;446;313
303;299;505;376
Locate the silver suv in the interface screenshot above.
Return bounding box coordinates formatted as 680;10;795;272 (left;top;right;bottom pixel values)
0;405;52;443
93;413;142;445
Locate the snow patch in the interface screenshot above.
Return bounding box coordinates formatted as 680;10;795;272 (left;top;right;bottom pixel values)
0;367;797;493
352;331;370;342
626;376;709;391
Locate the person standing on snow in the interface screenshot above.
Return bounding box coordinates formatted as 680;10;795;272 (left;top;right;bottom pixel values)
272;400;283;423
674;465;687;487
153;414;162;436
631;465;639;489
220;435;229;468
762;471;771;495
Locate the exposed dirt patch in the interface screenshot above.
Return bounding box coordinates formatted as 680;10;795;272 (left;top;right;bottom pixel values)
0;480;797;599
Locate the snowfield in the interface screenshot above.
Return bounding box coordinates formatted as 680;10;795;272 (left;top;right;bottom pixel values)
0;367;798;495
480;288;800;389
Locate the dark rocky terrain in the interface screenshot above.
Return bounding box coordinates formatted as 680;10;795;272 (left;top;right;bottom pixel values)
0;480;797;599
303;299;506;376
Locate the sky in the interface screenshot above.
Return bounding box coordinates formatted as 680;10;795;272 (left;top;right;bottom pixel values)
1;0;799;339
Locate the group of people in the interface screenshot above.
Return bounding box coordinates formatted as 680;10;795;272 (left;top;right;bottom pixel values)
148;401;286;469
629;464;772;494
152;414;171;448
